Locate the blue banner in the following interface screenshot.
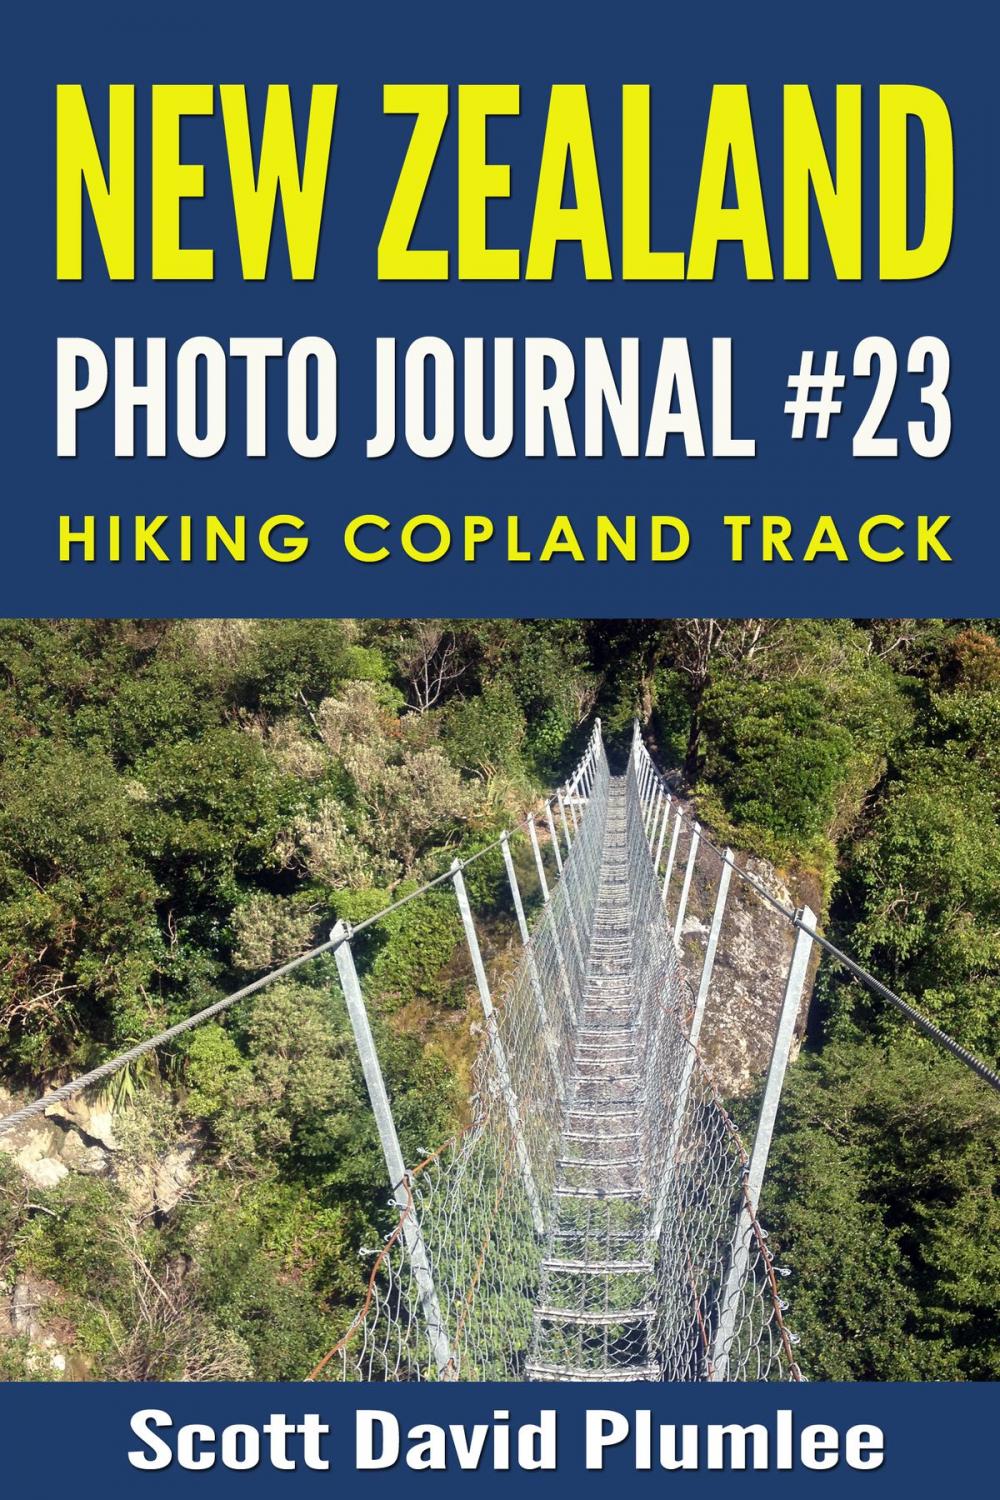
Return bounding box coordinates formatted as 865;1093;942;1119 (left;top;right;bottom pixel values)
0;1383;991;1491
2;0;995;616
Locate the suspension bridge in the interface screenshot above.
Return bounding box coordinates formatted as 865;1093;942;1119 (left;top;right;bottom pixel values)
1;721;998;1383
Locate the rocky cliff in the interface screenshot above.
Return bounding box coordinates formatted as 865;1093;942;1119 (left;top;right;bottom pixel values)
661;804;817;1098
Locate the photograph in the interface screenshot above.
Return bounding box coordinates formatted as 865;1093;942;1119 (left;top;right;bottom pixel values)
1;617;996;1384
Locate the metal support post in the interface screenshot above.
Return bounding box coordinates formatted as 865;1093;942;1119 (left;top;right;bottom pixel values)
638;754;652;815
647;771;661;838
693;853;734;1031
500;831;531;947
331;922;453;1377
557;791;573;851
673;822;701;948
649;852;734;1243
450;862;546;1236
527;814;549;901
586;729;601;793
545;803;564;873
549;795;586;974
646;792;658;854
654;794;671;873
500;832;563;1094
648;784;663;853
549;910;579;1029
524;819;578;1026
662;810;682;905
709;907;815;1380
558;855;587;976
745;907;815;1209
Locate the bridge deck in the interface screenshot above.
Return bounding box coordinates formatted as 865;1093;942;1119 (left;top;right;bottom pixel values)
529;777;660;1382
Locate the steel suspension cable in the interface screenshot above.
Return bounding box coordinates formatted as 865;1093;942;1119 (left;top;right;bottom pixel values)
0;937;338;1136
0;774;584;1138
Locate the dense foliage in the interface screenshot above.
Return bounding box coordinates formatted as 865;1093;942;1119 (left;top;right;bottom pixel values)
0;617;997;1381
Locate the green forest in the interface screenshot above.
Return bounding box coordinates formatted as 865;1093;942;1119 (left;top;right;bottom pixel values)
0;617;998;1382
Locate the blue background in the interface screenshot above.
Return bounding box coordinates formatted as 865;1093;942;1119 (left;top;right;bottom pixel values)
0;1382;992;1492
1;0;995;615
3;0;1000;1466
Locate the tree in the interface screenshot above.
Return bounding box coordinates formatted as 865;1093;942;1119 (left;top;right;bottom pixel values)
699;677;854;844
397;622;466;713
763;1036;1000;1380
664;619;776;778
848;749;1000;1057
0;740;162;1069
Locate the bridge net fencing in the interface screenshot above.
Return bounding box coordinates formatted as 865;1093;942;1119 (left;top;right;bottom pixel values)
627;749;799;1381
321;729;612;1381
320;728;800;1382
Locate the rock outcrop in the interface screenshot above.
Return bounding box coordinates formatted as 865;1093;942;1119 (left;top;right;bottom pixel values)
662;809;816;1098
0;1086;198;1377
0;1088;113;1188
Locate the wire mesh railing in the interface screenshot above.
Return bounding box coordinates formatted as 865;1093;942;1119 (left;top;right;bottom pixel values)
626;746;800;1381
316;727;611;1379
316;725;801;1382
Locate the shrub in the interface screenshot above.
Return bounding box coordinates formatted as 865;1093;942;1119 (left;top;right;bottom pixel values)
700;678;854;844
